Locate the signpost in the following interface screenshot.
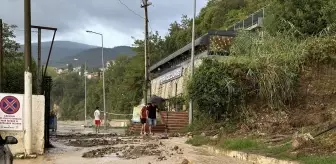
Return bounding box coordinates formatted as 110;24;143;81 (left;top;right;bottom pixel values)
159;67;183;84
0;94;23;131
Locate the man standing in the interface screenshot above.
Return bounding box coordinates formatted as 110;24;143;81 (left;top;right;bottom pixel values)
140;104;148;135
147;103;158;135
94;107;101;133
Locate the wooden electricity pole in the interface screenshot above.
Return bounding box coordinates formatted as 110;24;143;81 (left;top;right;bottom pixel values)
24;0;33;155
141;0;151;104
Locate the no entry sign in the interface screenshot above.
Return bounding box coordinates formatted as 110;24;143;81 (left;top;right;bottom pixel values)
0;94;23;131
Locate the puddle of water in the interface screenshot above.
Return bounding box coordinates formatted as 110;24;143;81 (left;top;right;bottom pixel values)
104;154;119;160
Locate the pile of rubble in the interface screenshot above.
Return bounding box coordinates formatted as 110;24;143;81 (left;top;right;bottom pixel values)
82;142;185;161
67;137;140;147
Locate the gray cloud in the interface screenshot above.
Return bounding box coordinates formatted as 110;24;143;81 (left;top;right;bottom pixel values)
0;0;207;47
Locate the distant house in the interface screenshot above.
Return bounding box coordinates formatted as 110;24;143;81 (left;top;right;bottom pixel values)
86;72;100;79
56;68;67;74
106;60;115;68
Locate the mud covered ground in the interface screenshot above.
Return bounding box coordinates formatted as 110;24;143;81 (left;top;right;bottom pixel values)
13;121;249;164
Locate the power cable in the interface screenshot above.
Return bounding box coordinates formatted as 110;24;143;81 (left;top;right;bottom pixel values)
117;0;154;32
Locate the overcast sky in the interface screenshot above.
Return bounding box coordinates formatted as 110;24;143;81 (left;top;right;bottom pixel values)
0;0;207;48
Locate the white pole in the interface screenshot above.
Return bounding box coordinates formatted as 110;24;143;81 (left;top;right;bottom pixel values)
84;61;87;127
101;35;106;130
188;0;196;125
24;72;32;154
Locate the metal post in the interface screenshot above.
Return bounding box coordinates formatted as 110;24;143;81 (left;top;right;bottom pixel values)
85;30;106;130
24;0;33;155
0;19;3;92
84;61;87;127
101;35;106;131
188;0;196;125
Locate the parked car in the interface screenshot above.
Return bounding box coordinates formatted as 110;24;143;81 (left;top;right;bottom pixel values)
0;135;18;164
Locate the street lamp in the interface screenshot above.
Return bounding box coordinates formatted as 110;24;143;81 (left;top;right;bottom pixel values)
86;30;107;130
189;0;196;125
74;58;87;128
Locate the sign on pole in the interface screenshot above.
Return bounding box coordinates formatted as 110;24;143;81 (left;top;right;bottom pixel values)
0;94;23;131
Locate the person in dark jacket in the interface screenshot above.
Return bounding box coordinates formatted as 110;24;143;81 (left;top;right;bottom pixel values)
147;103;158;135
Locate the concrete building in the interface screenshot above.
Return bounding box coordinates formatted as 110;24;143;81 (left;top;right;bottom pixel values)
149;8;265;111
149;30;236;103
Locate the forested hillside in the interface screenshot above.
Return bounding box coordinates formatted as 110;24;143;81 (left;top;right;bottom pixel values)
48;0;336;126
50;0;274;120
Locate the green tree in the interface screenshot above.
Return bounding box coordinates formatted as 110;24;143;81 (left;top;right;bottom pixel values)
264;0;336;36
2;22;37;94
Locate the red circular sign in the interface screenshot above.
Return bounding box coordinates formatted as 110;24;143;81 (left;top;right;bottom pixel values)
0;96;20;114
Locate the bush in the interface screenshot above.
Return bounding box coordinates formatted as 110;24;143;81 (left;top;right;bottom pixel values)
188;31;306;121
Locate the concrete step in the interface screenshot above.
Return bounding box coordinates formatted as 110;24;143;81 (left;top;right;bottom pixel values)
160;112;188;116
162;119;188;122
164;124;188;127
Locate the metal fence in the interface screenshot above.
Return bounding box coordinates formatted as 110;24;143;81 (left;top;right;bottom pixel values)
227;8;265;31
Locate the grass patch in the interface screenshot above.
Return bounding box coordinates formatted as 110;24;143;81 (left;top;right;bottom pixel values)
186;135;211;146
299;155;336;164
219;138;261;151
185;134;336;164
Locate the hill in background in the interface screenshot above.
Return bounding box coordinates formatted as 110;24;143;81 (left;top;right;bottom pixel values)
19;41;135;68
61;46;136;68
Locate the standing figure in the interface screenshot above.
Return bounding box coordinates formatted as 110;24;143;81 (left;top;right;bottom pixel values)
140;104;148;135
94;107;101;133
147;103;158;135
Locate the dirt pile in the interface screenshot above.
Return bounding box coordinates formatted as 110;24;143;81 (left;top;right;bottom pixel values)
55;133;120;140
82;146;126;158
67;137;141;147
82;142;185;160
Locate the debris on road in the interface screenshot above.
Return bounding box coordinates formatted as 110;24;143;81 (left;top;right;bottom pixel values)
81;140;185;160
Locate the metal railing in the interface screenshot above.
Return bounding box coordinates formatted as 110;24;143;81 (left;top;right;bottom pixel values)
227;8;265;31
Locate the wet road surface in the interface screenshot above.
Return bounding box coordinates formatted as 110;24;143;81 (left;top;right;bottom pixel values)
13;121;249;164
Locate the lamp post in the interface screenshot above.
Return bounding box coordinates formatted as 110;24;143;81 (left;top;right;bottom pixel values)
189;0;197;125
74;58;87;127
86;30;106;130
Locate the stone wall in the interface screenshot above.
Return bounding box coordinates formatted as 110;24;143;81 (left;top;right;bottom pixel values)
0;95;45;155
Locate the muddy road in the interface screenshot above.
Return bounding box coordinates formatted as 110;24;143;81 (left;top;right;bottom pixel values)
13;121;249;164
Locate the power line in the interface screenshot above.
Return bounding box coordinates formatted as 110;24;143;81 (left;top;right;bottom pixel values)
117;0;154;32
117;0;144;19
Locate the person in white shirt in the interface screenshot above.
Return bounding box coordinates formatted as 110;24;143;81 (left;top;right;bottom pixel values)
94;107;101;133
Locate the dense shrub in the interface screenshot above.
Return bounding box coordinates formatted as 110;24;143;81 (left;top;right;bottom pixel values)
188;30;336;122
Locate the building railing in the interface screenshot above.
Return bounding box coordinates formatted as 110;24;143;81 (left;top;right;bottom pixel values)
227;8;265;31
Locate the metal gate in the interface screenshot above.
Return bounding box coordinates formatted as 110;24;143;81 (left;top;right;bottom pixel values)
43;76;52;149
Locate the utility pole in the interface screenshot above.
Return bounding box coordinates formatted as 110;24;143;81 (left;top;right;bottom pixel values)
37;28;41;94
24;0;33;155
141;0;152;104
189;0;197;125
0;19;3;92
84;61;87;127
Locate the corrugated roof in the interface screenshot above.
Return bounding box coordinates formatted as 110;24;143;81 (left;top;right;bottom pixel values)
149;30;236;72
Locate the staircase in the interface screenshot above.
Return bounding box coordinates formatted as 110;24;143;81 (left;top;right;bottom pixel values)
128;112;189;134
160;112;189;132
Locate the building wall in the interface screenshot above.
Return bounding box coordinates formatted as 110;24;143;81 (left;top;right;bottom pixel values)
151;54;205;99
0;95;45;155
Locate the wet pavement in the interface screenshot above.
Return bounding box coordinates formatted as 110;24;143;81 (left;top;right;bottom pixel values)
13;121;250;164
